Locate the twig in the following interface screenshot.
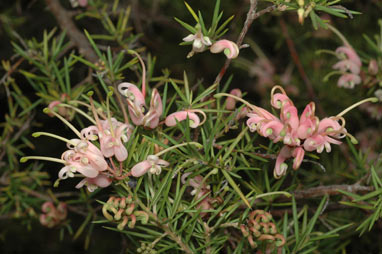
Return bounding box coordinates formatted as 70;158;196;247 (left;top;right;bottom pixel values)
279;18;325;116
45;0;98;62
213;2;279;85
291;184;374;200
214;0;258;85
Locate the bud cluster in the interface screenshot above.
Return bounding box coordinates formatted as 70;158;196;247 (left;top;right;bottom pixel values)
240;210;285;250
102;196;149;230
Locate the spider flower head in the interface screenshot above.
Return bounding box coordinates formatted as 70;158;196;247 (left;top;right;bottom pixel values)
246;85;349;178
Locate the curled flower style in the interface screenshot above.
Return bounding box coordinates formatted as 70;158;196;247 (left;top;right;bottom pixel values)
165;109;206;128
183;28;212;58
210;39;239;59
244;85;349;178
131;155;169;177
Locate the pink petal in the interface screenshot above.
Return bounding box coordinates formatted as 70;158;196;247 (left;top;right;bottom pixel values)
165;111;200;128
292;147;305;170
118;83;145;106
131;160;152;177
337;73;361;88
271;93;292;109
210;40;239;59
226;89;242;110
150;89;163;117
88;174;112;188
336;46;362;67
333;60;360;74
274;146;292;178
114;145;128;162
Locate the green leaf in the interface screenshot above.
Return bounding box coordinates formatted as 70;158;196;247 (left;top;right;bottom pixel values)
184;1;199;23
174;17;197;34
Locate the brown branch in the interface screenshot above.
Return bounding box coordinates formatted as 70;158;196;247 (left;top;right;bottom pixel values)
291;184;374;200
279;18;325;116
213;3;278;85
214;0;257;85
45;0;98;62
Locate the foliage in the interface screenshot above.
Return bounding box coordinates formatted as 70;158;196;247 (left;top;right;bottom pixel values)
0;0;382;253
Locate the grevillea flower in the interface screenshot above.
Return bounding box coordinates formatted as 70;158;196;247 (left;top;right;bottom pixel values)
245;85;349;178
332;45;362;89
81;117;132;162
183;29;212;58
59;139;108;179
210;39;239;59
165;110;206;128
131;155;169;177
226;89;242;110
75;173;112;192
118;52;163;129
337;73;362;89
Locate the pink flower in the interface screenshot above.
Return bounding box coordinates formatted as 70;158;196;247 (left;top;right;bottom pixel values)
183;30;212;58
335;46;361;67
303;117;346;153
246;86;347;177
131;155;169;177
337;73;361;89
118;83;163;129
75;173;112;192
81;118;132;162
59;139;108;179
210;40;239;59
333;45;362;89
165;110;201;128
226;89;242;110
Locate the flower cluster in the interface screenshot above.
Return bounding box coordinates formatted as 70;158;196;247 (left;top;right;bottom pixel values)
39;202;67;228
240;210;285;250
102;196;149;230
332;45;362;88
246;86;348;178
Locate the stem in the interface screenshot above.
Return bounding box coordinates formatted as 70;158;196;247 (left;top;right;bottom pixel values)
154;142;202;157
213;0;258;85
20;156;66;164
44;108;82;138
122;184;193;254
336;97;378;117
128;50;147;98
32;132;76;145
327;23;351;46
58;103;97;125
